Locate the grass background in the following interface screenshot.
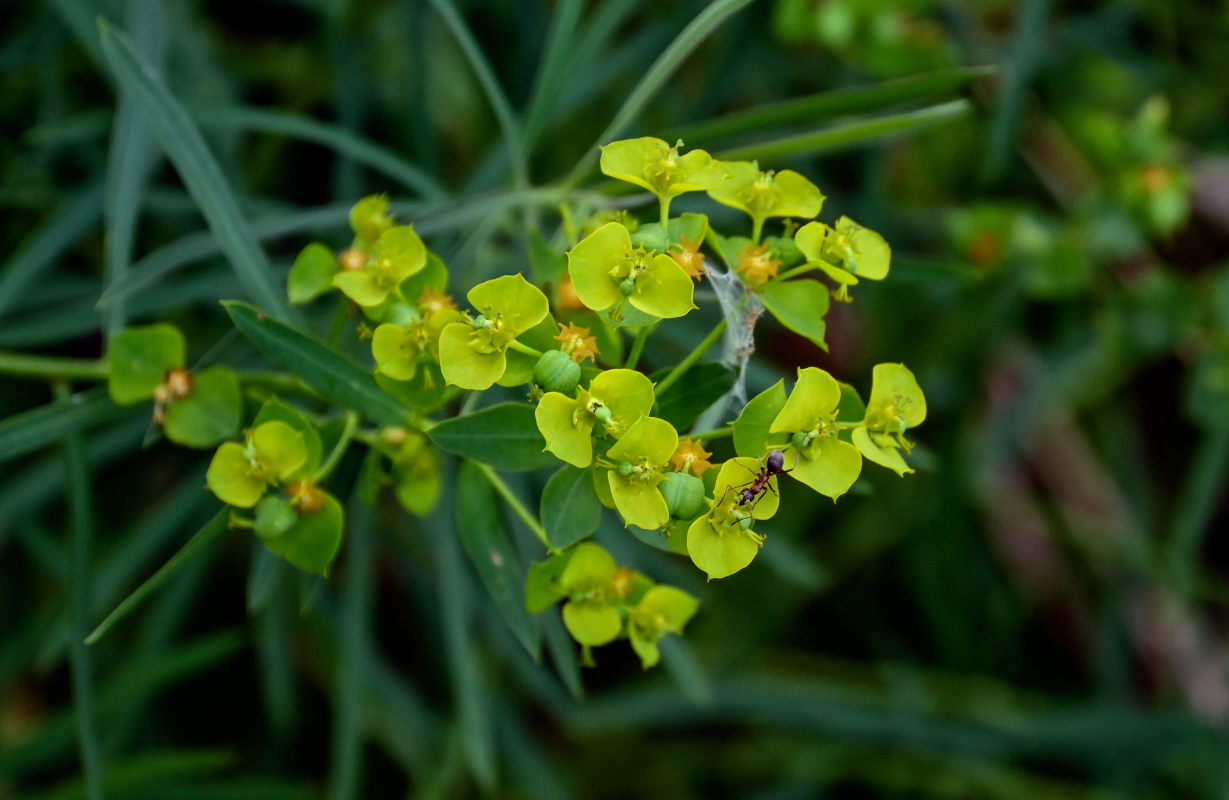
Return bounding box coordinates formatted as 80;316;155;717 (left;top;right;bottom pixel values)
2;0;1228;797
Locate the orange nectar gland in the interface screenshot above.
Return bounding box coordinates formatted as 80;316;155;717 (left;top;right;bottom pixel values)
737;244;781;288
152;367;194;424
611;566;636;599
556;276;586;311
416;288;456;316
670;438;714;477
555;322;600;363
339;247;368;272
670;234;706;280
286;480;327;515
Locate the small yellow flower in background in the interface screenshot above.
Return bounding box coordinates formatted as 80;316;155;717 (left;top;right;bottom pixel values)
670;438;714;477
670;234;706;280
555;322;600;363
736;243;781;288
416;288;457;317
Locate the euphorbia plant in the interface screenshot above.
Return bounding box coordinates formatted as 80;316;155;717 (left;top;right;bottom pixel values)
77;135;926;669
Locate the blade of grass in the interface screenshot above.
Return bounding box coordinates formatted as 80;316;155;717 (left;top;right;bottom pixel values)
715;100;974;162
667;66;994;144
1167;428;1229;593
0;633;242;781
223;300;407;426
563;0;755;188
0;388;136;467
0;183;103;319
435;468;497;789
325;502;373;800
103;0;164;336
21;749;235;800
985;0;1049;180
0;417;146;543
427;0;527;186
59;384;105;800
522;0;586;150
192;107;446;199
85;509;229;645
456;461;540;658
98;20;292;322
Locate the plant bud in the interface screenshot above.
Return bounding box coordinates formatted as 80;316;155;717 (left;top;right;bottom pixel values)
659;472;705;520
533;350;581;394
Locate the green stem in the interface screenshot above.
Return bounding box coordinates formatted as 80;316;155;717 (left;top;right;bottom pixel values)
776;263;820;282
507;339;543;358
751;216;764;246
327;295;353;347
59;383;105;800
659;195;671;228
315;412;359;482
0;352;108;381
472;461;553;552
624;325;654;369
688;426;734;441
654;318;728;398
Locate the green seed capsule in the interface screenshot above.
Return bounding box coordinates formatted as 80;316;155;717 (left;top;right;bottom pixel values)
532;350;581;394
471;314;488;330
617;461;638;477
790;431;812;450
593;405;613;425
659;472;706;520
619;277;637;296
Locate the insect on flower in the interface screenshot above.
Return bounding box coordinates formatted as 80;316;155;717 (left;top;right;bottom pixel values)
721;449;796;512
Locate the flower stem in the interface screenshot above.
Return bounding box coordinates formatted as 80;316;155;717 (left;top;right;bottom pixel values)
659;195;671;228
775;263;820;282
624;324;654;369
315;412;359;482
653;318;728;398
688;426;734;441
472;461;554;552
751;215;764;245
507;339;543;358
0;352;108;381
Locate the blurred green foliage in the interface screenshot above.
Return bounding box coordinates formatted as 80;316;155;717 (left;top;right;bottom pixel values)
2;0;1229;798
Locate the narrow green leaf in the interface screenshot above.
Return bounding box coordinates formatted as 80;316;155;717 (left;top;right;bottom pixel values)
716;100;975;163
436;492;497;789
428;403;558;471
457;461;540;658
540;465;602;550
326;502;372;800
668;66;993;144
98;20;291;320
224;301;406;426
194;107;445;199
651;362;737;431
0;389;136;467
0;183;102;319
61;386;104;800
85;510;229;645
522;0;586;148
102;0;164;335
565;0;755;187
